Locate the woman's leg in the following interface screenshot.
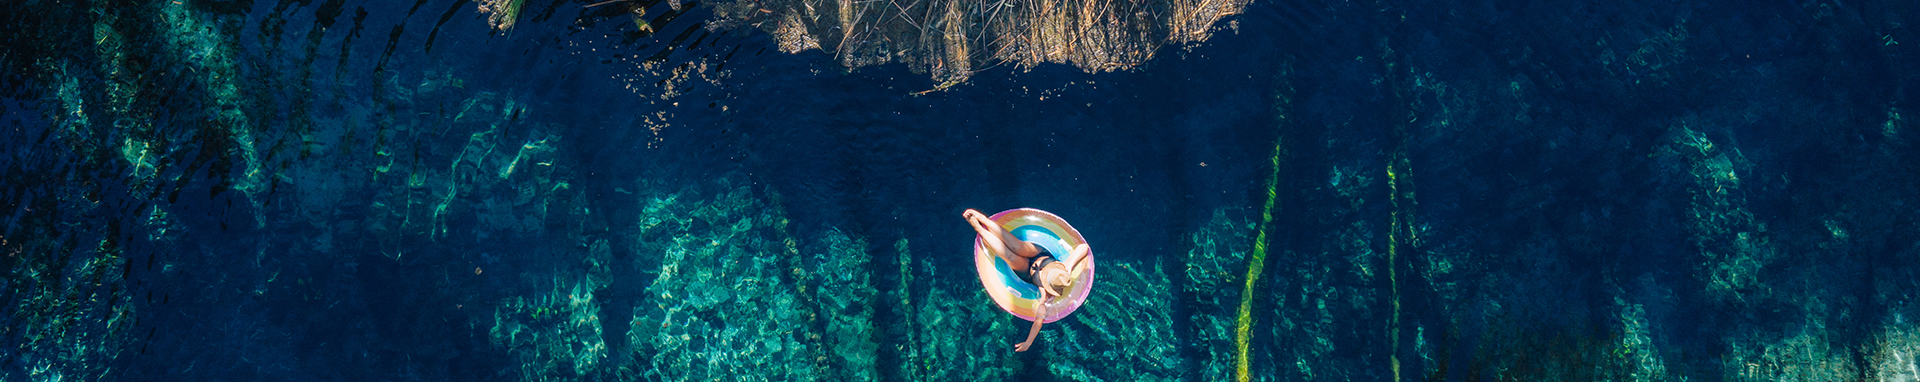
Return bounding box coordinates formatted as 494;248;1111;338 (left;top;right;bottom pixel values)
965;209;1038;273
968;209;1039;257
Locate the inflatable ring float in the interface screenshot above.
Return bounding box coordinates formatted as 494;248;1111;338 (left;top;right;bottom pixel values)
973;208;1095;323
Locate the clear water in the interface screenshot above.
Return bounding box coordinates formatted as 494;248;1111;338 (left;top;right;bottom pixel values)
2;0;1917;381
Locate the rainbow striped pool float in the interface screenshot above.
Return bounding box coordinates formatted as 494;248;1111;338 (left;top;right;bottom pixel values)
972;208;1096;323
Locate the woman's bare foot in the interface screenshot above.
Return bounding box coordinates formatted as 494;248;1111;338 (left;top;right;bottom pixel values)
964;209;995;230
966;208;1038;273
965;209;1005;253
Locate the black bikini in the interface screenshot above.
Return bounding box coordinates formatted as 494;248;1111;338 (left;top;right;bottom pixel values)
1026;246;1057;284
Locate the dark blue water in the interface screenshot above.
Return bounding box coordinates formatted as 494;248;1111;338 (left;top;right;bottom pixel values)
3;0;1917;381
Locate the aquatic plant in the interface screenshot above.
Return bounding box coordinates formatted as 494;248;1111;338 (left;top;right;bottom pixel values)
477;0;530;31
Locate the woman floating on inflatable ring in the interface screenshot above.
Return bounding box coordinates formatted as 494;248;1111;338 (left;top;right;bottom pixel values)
963;208;1094;352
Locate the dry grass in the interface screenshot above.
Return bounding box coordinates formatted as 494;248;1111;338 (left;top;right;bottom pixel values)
724;0;1254;84
472;0;1252;84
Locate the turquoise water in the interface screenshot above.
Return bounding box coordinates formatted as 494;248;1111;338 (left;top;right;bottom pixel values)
3;0;1918;381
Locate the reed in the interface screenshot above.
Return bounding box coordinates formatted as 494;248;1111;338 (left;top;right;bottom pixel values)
729;0;1251;83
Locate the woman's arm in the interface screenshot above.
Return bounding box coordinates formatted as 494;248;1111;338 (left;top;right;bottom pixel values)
1063;243;1093;280
1065;244;1090;269
1015;303;1046;352
1013;244;1089;352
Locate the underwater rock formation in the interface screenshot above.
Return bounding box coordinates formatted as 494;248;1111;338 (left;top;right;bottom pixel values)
1044;261;1186;380
621;179;822;381
901;268;1021;380
490;279;610;379
1183;209;1254;381
479;176;1034;381
0;237;138;382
